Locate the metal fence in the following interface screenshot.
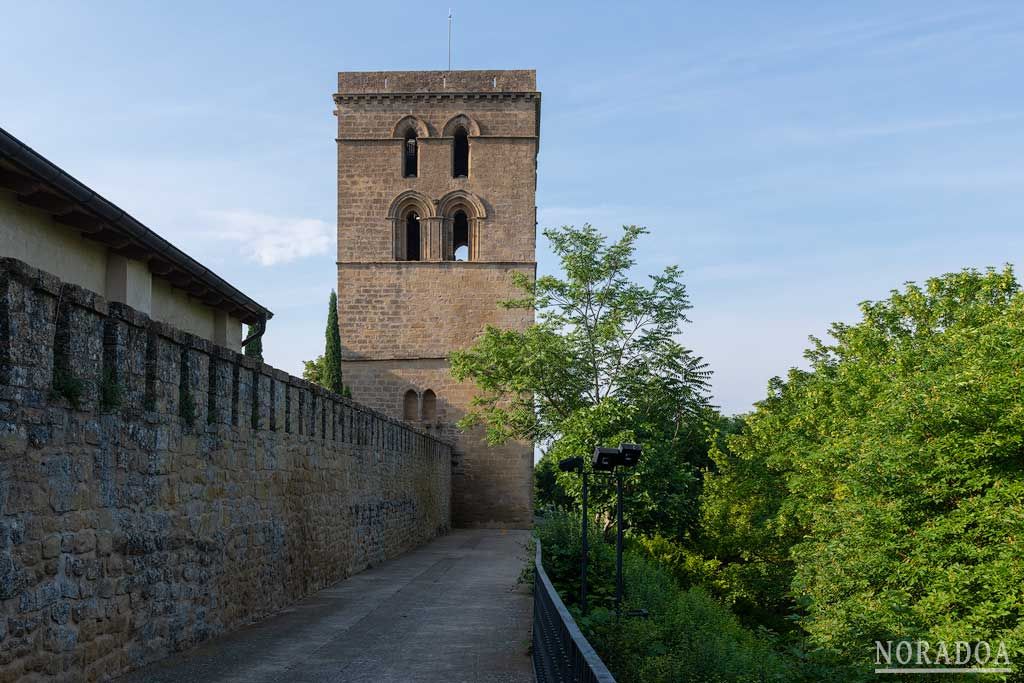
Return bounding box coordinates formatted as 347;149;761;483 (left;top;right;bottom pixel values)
533;541;617;683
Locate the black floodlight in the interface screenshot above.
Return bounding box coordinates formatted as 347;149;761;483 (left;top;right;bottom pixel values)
618;443;642;469
558;456;584;473
592;447;620;472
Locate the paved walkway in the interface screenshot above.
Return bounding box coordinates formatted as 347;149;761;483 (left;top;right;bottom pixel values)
118;529;534;683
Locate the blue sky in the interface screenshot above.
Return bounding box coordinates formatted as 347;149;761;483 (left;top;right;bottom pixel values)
3;1;1023;414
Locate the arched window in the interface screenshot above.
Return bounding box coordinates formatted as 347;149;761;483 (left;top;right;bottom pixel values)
405;212;421;261
403;390;418;421
421;390;437;421
453;127;469;178
453;211;469;261
403;129;418;178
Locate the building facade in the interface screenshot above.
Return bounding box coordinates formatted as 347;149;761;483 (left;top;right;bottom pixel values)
334;70;539;527
0;127;271;350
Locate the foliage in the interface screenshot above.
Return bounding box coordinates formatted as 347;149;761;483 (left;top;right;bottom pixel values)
178;384;195;427
451;224;713;537
701;267;1024;672
98;368;123;411
303;291;350;397
243;324;263;361
696;388;805;634
50;366;84;409
536;513;797;682
302;355;327;386
303;354;352;397
324;290;344;394
533;456;577;514
535;510;618;611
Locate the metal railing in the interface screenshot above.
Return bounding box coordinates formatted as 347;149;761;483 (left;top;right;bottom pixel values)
533;540;617;683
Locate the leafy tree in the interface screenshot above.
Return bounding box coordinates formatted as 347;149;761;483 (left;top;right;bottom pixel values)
702;267;1024;669
698;378;807;634
302;355;326;386
243;324;263;361
451;224;713;537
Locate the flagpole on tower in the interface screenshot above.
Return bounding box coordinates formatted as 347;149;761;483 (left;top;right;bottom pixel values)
448;9;453;72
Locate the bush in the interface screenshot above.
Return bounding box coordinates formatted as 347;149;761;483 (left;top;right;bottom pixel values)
535;510;617;611
536;513;797;682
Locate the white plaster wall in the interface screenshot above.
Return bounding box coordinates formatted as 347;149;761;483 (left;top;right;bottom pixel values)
151;277;215;341
0;191;108;294
227;316;242;350
1;190;246;352
105;254;153;314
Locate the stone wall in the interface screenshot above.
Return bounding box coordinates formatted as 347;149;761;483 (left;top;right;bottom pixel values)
0;257;452;682
340;358;532;528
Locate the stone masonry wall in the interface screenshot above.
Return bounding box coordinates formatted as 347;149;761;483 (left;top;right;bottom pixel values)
0;257;452;682
340;358;532;528
337;262;534;360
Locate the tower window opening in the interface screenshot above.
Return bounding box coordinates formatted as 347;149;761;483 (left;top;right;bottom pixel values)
403;129;418;178
453;211;469;261
453;127;469;177
421;389;437;421
403;389;418;421
405;212;421;261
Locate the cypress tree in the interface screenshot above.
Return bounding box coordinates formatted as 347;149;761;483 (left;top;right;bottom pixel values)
324;290;343;394
243;324;264;361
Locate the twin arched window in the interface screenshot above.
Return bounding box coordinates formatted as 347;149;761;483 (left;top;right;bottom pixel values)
402;389;437;422
389;189;484;262
397;120;470;178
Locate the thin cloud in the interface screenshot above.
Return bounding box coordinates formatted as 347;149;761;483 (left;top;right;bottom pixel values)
204;209;332;266
779;112;1024;145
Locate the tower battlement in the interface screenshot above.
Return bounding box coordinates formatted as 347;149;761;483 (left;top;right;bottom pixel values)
337;69;536;95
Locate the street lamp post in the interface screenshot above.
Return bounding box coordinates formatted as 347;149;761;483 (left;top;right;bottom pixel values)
592;443;642;620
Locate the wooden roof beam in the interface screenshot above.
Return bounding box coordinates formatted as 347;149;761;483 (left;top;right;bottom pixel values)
167;270;194;288
54;210;108;234
0;168;41;194
18;189;77;214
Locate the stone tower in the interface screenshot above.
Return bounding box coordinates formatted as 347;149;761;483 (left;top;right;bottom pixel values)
333;70;539;528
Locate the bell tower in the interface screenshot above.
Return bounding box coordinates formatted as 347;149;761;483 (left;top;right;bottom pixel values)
333;70;539;528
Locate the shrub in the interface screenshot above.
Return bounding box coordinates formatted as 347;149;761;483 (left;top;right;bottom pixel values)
536;513;796;682
535;510;617;611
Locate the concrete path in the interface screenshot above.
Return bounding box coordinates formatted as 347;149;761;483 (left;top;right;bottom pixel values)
117;529;534;683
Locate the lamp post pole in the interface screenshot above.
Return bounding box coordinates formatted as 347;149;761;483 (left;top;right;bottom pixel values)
591;443;641;622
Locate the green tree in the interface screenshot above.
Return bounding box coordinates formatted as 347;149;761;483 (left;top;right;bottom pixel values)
702;267;1024;669
324;290;343;394
243;324;263;361
303;291;350;397
302;355;326;386
451;224;713;537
